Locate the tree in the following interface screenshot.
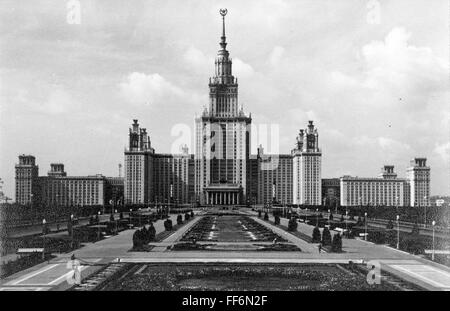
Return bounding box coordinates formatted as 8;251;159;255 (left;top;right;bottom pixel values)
132;229;144;249
164;219;173;231
287;217;298;231
274;215;280;225
331;233;343;252
386;219;394;230
321;227;332;246
312;226;321;243
411;222;420;235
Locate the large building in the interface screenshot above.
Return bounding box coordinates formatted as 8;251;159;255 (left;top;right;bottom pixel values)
15;156;122;207
123;11;318;207
340;161;430;207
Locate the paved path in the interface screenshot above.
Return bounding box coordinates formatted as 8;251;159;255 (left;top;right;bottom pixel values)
251;216;317;253
3;209;450;291
0;214;180;291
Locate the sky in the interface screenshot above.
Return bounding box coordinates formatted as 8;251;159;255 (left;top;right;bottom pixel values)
0;0;449;200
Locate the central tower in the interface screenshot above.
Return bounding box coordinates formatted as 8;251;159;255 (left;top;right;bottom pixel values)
195;9;252;205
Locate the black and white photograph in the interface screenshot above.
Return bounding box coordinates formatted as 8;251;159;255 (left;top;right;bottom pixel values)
0;0;449;299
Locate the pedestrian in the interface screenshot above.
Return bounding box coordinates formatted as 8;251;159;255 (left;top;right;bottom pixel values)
318;243;322;253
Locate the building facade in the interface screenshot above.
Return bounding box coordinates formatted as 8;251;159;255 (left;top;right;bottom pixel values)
340;161;430;208
123;12;317;207
194;12;251;205
15;156;122;207
292;121;322;205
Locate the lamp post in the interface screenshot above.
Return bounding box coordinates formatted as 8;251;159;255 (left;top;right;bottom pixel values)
424;196;428;229
115;209;118;234
396;215;400;249
432;220;436;261
364;212;368;241
316;208;319;227
70;214;74;249
345;210;348;237
42;218;46;259
97;211;101;241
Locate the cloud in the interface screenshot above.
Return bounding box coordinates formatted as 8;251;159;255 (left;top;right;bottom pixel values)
183;46;211;70
119;72;184;106
361;27;448;98
377;137;411;152
434;142;450;162
269;46;285;67
232;58;255;78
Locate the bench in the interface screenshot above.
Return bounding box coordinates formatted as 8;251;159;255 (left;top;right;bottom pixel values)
17;248;46;259
17;248;45;254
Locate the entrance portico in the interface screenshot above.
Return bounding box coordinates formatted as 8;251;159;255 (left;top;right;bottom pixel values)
204;184;242;205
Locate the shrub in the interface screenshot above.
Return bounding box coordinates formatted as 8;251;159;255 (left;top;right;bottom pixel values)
401;234;426;255
274;215;280;225
386;220;394;230
132;229;144;249
264;212;269;221
331;233;343;252
411;223;420;235
164;219;173;231
177;214;183;225
312;226;321;243
287;217;298;232
321;227;332;245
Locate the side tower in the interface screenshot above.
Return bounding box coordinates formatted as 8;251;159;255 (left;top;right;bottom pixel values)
194;9;252;205
15;155;39;205
292;121;322;205
406;158;430;207
124;119;155;205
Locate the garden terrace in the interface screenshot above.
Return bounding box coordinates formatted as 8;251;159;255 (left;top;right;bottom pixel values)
181;215;287;243
100;263;405;291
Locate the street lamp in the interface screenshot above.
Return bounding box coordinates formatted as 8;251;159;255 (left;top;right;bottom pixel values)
345;210;348;237
42;218;47;258
97;211;101;241
364;212;368;241
424;196;428;229
316;208;319;227
396;215;400;249
432;220;436;261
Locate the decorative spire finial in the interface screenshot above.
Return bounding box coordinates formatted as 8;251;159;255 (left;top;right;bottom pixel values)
219;8;228;50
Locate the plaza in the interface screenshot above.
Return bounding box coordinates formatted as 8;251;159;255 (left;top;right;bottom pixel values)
1;206;450;291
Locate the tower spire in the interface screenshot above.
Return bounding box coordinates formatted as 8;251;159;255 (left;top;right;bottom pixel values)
219;8;228;50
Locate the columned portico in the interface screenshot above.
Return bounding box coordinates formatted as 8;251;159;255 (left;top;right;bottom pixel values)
204;183;242;206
